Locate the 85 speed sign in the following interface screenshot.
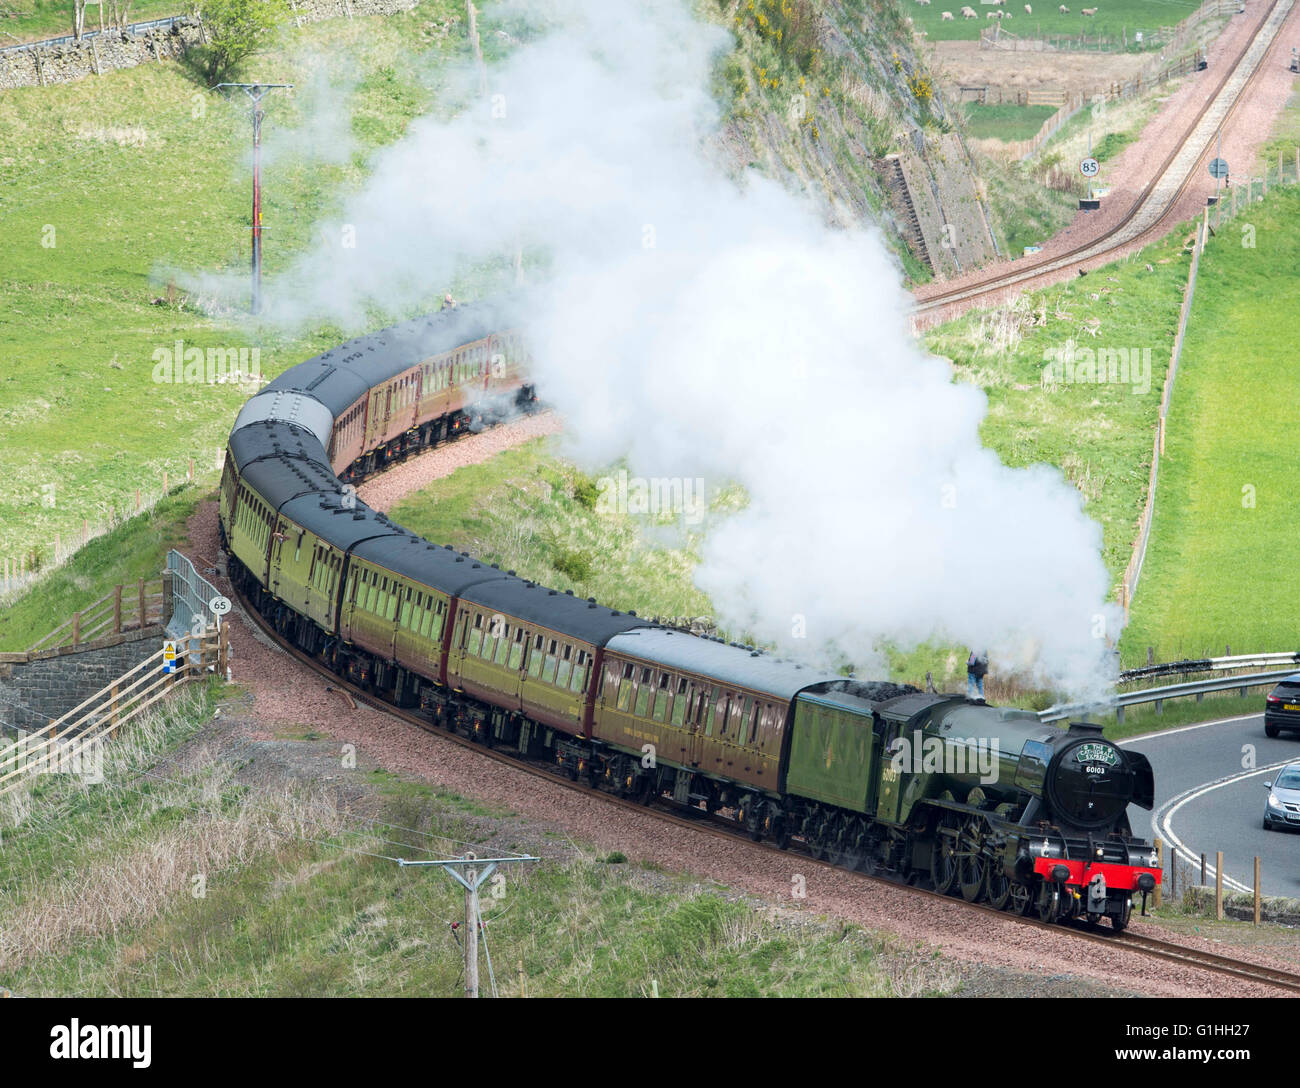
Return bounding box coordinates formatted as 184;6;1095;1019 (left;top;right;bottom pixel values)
1080;157;1100;178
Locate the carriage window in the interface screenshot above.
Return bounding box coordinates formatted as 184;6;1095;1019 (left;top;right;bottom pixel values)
399;590;411;629
651;677;670;722
386;586;398;622
670;678;689;726
493;627;511;665
712;694;732;737
617;663;636;711
528;634;544;678
509;629;525;670
556;644;573;688
541;640;559;684
570;650;588;693
467;615;483;656
635;670;653;717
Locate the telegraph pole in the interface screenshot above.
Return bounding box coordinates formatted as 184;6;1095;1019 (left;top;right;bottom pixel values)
214;83;293;314
397;851;539;997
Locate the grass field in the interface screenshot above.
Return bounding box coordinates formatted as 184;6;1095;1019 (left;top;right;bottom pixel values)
963;102;1057;140
388;439;718;626
0;684;958;997
1121;186;1300;663
0;3;472;571
900;0;1201;45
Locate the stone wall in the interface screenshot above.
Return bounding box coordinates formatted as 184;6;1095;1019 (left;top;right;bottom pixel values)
0;0;421;93
0;628;160;738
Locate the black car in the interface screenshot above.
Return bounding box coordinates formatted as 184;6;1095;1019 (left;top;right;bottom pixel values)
1264;674;1300;738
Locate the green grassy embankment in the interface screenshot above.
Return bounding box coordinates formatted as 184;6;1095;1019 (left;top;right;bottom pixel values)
1121;186;1300;662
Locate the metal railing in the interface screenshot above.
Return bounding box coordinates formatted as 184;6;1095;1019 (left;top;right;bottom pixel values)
165;550;224;644
1041;664;1297;723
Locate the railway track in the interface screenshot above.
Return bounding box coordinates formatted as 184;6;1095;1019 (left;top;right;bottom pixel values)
228;557;1300;996
914;0;1294;318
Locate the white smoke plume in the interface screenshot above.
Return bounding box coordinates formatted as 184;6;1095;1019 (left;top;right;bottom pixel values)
220;0;1122;697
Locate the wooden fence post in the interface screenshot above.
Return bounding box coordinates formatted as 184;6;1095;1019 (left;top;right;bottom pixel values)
72;611;81;647
1200;852;1206;885
161;573;172;627
1153;838;1163;908
113;584;123;635
138;579;146;629
1215;851;1224;920
1253;856;1260;926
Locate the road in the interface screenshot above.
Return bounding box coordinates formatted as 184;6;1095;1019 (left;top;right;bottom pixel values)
1125;713;1300;898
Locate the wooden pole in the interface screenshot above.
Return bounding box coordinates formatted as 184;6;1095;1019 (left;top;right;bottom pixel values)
113;584;122;635
1200;852;1206;884
138;578;146;629
518;959;525;998
1253;856;1261;925
72;611;81;647
1153;839;1163;909
1215;851;1223;920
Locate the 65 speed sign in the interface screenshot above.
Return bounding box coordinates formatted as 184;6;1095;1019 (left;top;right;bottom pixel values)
1080;157;1100;178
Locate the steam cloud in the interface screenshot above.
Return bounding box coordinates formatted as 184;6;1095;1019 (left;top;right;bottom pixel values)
220;0;1122;697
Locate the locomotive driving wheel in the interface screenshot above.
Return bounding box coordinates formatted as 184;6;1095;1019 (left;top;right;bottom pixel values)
931;817;959;895
957;817;987;902
986;865;1013;911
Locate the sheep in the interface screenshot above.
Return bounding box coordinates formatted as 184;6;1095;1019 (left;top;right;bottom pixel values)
942;9;955;18
1082;5;1097;13
962;5;977;16
1059;4;1069;11
1025;3;1032;12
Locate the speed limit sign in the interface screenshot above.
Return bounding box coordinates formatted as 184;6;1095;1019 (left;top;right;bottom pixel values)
1080;157;1100;178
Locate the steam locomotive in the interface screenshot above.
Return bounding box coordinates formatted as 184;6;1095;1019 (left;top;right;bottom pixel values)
218;303;1161;930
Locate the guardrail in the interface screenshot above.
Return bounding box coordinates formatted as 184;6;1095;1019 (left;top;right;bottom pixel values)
1120;651;1300;683
1040;667;1295;724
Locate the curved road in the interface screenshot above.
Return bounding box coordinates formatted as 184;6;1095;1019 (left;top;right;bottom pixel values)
1125;713;1300;898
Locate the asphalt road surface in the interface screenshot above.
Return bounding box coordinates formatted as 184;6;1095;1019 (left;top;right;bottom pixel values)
1125;712;1300;899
